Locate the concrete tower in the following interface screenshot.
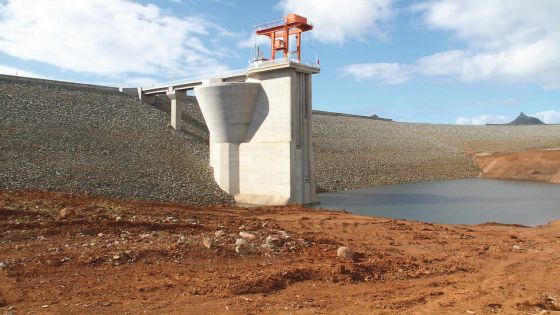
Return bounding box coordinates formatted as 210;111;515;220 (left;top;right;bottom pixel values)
195;60;319;205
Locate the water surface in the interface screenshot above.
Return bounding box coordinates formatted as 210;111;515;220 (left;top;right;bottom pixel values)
315;179;560;226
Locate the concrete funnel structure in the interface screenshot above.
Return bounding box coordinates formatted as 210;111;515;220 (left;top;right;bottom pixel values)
194;82;260;143
193;60;320;205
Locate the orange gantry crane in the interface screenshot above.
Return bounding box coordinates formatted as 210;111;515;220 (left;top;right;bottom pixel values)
255;13;313;62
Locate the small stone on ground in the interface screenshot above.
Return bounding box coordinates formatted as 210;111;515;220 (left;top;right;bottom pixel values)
337;246;354;260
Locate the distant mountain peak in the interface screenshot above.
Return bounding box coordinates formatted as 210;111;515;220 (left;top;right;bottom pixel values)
508;112;545;125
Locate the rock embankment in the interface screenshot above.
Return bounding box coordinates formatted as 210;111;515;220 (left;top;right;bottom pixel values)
312;115;560;192
475;149;560;183
0;79;232;205
3;76;560;201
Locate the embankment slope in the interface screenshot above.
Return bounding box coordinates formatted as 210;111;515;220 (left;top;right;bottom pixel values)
475;149;560;183
0;78;231;205
313;114;560;191
2;76;560;202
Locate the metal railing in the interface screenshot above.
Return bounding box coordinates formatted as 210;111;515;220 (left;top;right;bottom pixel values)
254;19;284;32
254;19;314;32
248;57;319;70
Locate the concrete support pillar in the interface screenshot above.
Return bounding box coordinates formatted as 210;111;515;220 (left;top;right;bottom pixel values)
166;88;186;130
137;88;156;105
212;143;240;195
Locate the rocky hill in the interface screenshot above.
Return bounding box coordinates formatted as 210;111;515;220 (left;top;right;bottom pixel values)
508;112;545;125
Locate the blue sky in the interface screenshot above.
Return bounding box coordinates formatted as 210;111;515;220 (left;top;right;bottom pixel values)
0;0;559;124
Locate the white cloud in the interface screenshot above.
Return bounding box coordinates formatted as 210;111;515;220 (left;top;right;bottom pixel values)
238;33;270;49
455;115;511;125
0;65;42;78
340;63;411;84
342;0;560;89
415;50;467;76
122;77;160;87
0;0;230;78
277;0;394;43
532;110;560;124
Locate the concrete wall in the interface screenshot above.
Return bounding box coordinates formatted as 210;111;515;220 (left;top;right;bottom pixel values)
195;62;319;205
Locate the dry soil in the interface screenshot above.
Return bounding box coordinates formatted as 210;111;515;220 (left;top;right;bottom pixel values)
1;190;560;314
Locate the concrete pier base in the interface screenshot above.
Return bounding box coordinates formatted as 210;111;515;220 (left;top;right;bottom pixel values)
166;88;186;130
138;89;155;105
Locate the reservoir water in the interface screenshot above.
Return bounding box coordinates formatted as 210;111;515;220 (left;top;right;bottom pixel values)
314;179;560;226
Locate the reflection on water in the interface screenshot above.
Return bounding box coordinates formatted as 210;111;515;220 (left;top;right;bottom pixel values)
314;179;560;226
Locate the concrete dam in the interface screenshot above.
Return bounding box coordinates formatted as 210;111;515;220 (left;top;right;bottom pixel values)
138;59;320;205
137;14;319;205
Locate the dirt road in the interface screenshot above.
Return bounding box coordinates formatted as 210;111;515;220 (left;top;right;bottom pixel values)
1;190;560;314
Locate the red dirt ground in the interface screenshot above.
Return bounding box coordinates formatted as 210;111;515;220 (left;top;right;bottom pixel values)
475;148;560;184
1;189;560;314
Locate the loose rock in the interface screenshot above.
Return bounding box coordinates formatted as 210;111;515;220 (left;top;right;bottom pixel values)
186;219;199;226
264;235;282;248
202;237;214;249
59;207;75;219
235;238;248;246
235;238;251;255
235;244;249;255
239;231;256;239
337;246;354;260
278;231;291;240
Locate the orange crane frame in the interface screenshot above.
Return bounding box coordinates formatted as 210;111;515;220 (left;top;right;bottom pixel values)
255;13;313;62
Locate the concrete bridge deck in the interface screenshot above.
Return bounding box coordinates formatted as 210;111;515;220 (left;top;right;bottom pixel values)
140;69;247;95
140;59;319;95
